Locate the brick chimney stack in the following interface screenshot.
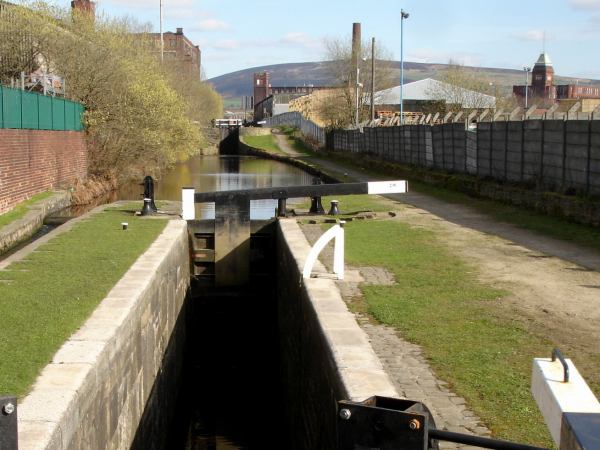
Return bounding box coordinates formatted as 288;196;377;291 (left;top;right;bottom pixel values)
351;23;361;85
71;0;96;21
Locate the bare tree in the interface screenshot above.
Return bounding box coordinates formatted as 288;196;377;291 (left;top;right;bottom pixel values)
319;35;396;128
427;61;496;113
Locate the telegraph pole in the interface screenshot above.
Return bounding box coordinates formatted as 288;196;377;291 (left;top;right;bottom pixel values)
370;37;375;121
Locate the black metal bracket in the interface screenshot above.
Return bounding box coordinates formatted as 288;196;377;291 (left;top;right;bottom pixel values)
0;396;18;450
338;396;550;450
552;348;570;383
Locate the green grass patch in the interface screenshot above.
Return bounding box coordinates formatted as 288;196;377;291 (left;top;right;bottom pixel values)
242;134;284;154
0;191;54;228
0;205;167;398
343;219;554;447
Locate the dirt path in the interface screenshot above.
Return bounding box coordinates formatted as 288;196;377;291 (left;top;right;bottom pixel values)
291;152;600;348
272;130;305;157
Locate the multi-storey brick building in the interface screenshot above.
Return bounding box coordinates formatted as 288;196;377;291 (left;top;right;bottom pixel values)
149;28;201;78
513;53;600;107
252;71;330;120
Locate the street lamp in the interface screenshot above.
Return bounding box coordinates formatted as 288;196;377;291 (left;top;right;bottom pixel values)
355;58;366;128
400;9;409;125
523;66;531;109
159;0;164;63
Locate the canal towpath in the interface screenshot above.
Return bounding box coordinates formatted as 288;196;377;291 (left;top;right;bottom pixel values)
270;127;600;447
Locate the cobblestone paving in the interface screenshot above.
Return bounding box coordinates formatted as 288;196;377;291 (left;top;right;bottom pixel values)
301;223;491;449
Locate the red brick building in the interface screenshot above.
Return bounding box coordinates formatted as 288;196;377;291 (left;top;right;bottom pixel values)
149;28;201;78
513;53;600;105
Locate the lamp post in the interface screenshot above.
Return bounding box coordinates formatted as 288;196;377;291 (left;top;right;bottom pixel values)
400;9;409;125
355;57;366;128
355;67;364;128
160;0;164;63
523;66;531;109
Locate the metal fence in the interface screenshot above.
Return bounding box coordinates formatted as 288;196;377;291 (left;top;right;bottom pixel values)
0;85;84;131
263;111;325;145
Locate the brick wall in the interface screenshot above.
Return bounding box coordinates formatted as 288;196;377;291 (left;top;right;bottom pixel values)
0;129;87;214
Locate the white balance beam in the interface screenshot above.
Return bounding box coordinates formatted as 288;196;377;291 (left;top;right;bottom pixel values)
532;356;600;447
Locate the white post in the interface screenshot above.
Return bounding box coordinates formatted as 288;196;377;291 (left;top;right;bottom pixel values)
181;187;195;220
333;221;345;280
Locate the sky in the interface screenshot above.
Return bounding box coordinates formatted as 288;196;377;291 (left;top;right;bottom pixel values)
57;0;600;80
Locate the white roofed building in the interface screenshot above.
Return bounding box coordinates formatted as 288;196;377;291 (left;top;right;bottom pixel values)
373;78;496;113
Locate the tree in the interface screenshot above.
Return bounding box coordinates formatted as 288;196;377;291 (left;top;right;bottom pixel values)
1;1;222;181
319;35;396;128
428;61;495;113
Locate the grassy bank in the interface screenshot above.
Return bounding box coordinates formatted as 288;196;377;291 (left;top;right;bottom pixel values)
0;205;167;398
0;191;54;229
338;212;553;447
241;134;284;154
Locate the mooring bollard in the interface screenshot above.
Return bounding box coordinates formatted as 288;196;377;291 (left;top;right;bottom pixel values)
140;198;153;216
309;177;325;214
328;199;340;215
277;198;287;217
140;176;158;212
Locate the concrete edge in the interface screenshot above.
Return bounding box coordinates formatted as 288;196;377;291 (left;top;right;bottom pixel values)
0;191;72;256
16;219;189;450
278;218;398;401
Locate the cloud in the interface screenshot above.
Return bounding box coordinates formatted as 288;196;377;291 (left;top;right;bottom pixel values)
196;18;230;31
513;30;549;42
407;48;483;67
280;32;322;50
100;0;194;9
569;0;600;10
212;39;241;50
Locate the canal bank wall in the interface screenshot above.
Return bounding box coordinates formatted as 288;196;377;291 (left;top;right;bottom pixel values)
276;219;398;449
18;220;190;450
0;191;72;256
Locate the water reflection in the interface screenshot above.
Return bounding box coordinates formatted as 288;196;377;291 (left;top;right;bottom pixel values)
118;155;314;219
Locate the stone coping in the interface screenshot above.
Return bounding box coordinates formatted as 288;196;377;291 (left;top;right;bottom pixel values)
16;219;188;450
0;191;71;256
278;218;398;401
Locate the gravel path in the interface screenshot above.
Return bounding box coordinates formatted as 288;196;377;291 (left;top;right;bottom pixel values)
285;131;600;447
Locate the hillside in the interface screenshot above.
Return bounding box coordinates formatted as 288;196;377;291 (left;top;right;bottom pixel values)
207;60;600;103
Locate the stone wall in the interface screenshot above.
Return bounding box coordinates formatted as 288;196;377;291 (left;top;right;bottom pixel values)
276;219;397;450
0;129;87;214
0;191;71;255
18;220;190;450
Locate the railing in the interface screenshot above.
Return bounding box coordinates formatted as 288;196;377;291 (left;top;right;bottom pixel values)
0;85;84;131
263;111;325;145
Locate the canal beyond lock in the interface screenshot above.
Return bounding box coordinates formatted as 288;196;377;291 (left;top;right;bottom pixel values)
127;154;313;449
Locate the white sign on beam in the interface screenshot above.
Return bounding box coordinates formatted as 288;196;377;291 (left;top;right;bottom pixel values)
367;180;408;195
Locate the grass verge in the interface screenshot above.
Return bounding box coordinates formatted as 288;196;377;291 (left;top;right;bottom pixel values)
0;191;54;228
0;204;167;398
318;149;600;252
241;134;284;154
341;217;554;447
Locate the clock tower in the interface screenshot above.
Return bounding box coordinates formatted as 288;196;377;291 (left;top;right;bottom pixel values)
531;53;554;99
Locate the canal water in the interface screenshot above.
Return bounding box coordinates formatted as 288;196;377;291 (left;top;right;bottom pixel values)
145;153;309;449
118;154;315;218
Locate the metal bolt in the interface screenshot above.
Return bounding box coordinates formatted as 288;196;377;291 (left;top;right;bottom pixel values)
339;408;352;420
3;402;15;415
408;418;421;430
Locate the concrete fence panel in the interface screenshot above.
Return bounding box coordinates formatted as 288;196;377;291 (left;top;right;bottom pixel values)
506;121;524;182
